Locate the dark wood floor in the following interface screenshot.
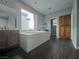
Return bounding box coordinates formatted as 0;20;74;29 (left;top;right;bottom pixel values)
1;39;79;59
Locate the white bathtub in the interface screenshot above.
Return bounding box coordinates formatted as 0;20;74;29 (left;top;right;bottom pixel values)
20;31;50;53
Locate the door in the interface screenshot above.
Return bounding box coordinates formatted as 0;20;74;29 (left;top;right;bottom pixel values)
59;15;71;40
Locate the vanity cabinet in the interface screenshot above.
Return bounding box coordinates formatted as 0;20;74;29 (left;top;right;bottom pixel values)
0;31;7;49
0;30;19;49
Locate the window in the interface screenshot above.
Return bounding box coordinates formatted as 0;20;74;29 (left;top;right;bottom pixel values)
21;9;34;30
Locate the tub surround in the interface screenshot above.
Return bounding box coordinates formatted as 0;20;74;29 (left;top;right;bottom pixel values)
20;31;50;53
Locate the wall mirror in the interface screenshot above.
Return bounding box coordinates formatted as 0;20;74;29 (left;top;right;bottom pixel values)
0;4;17;30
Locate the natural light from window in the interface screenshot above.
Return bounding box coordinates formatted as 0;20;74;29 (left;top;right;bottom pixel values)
21;9;34;30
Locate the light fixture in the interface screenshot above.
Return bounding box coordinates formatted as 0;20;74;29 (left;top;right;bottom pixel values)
34;1;37;4
49;8;52;10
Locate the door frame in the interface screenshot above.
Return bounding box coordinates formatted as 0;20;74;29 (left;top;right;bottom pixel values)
50;18;56;37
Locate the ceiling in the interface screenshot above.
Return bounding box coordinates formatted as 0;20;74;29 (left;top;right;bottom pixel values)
0;4;17;18
21;0;73;15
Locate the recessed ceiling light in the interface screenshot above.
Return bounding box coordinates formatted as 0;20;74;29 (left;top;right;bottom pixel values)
49;8;52;10
34;1;37;4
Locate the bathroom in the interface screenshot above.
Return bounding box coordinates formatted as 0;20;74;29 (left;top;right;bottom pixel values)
0;0;50;58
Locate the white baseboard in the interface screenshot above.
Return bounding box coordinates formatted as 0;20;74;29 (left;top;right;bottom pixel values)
71;40;79;49
71;40;77;49
76;47;79;49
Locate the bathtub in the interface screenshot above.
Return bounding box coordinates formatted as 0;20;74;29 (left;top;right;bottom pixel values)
20;31;50;53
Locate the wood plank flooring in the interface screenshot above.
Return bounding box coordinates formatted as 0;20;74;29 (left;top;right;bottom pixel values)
1;39;79;59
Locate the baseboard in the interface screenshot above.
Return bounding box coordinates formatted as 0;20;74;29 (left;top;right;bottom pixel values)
71;40;77;49
71;40;79;50
76;47;79;49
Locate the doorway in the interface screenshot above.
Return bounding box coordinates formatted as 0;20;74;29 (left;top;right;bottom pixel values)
59;14;71;40
51;18;57;39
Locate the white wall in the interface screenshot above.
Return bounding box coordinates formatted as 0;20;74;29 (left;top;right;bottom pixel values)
45;7;72;38
8;15;16;30
1;0;44;30
0;18;8;27
71;0;79;49
77;0;79;48
36;15;44;30
71;0;77;48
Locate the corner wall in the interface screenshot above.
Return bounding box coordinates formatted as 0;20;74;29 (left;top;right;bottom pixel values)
45;7;72;38
71;0;77;48
77;0;79;48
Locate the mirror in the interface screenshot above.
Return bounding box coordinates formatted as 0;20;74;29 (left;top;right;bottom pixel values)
0;4;17;30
